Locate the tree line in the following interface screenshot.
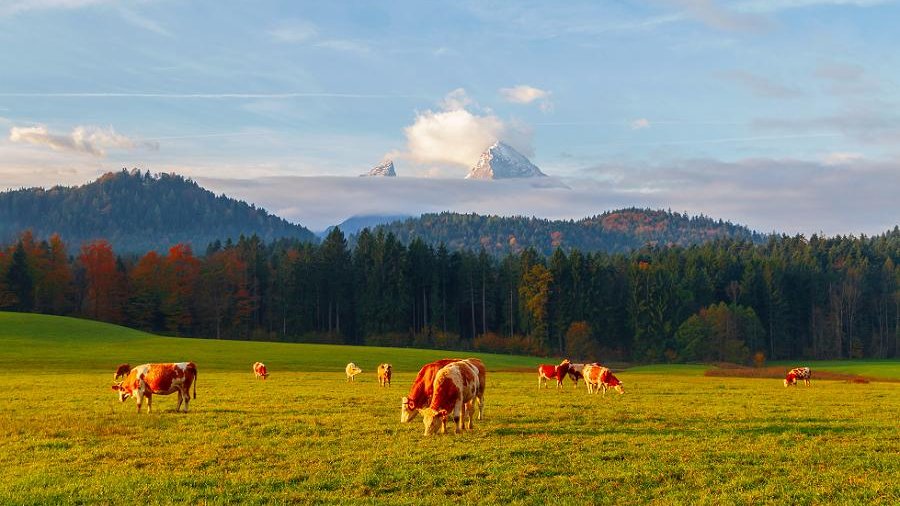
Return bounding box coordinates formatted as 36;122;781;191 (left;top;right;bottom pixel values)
373;208;765;256
1;226;899;363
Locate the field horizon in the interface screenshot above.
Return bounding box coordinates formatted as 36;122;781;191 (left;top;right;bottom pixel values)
1;312;898;504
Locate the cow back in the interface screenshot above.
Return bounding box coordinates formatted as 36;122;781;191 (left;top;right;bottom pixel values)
408;358;461;409
429;362;478;412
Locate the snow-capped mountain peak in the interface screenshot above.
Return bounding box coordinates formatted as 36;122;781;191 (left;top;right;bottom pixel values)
361;159;397;177
465;142;546;180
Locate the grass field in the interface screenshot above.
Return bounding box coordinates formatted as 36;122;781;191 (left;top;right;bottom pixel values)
1;312;898;504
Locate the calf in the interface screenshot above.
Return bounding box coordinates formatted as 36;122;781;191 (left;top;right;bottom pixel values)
421;360;480;436
583;363;624;395
346;362;362;382
253;362;269;379
784;367;811;387
114;363;131;380
537;359;571;389
111;362;197;413
402;358;486;423
377;363;393;387
567;363;585;388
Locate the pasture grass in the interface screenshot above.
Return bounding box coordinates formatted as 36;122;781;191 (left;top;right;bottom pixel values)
1;312;898;504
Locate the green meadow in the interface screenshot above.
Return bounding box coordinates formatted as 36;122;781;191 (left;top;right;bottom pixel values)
0;312;898;504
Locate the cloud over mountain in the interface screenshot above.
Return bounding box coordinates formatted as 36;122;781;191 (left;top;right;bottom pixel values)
8;125;151;157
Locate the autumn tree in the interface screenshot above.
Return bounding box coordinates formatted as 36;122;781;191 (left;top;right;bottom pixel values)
78;240;124;322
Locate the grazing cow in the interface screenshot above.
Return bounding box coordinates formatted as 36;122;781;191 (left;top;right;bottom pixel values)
402;358;486;423
537;359;571;389
377;363;393;387
583;363;624;395
567;363;585;388
113;363;131;380
784;367;811;387
253;362;269;379
346;362;363;382
421;360;481;436
111;362;197;413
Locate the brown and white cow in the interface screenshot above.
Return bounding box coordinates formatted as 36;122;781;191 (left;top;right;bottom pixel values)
538;359;571;389
583;363;624;395
114;363;131;380
111;362;198;413
377;363;393;387
402;358;486;423
346;362;363;382
567;363;585;388
421;360;481;436
784;367;811;387
253;362;269;379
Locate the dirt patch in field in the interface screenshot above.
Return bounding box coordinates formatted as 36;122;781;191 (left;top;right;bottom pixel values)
703;365;885;383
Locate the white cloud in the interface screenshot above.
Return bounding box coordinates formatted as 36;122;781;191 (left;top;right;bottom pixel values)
0;0;108;15
500;85;549;104
631;118;651;130
721;70;801;99
666;0;769;32
400;89;532;171
268;20;318;43
822;151;864;165
500;85;553;111
9;124;145;157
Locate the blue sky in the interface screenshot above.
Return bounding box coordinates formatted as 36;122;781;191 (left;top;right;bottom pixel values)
1;0;899;233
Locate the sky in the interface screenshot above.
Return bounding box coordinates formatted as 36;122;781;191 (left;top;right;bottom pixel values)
1;0;899;234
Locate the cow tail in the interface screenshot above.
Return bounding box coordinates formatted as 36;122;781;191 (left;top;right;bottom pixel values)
190;363;198;399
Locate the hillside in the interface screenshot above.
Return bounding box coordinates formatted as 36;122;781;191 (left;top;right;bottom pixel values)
371;208;766;255
0;170;317;253
0;312;546;372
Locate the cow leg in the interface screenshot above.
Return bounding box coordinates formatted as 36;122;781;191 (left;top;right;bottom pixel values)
182;387;191;412
477;395;484;420
176;390;184;412
135;391;144;413
146;393;153;414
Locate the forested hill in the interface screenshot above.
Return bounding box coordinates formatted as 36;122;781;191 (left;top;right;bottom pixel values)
371;209;766;255
0;170;316;253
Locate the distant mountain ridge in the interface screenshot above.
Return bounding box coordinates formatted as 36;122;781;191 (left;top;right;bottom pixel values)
368;209;766;255
319;214;411;238
361;160;397;177
466;142;547;180
0;170;317;253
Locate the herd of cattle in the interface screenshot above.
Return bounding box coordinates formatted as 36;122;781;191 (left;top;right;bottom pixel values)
110;359;812;435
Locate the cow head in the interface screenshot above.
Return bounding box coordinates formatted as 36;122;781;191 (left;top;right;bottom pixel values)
111;383;131;402
612;382;625;395
422;408;448;436
784;374;796;387
400;397;418;423
114;363;131;380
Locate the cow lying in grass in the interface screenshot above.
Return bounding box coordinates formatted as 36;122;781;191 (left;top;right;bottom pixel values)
345;362;363;382
377;363;392;387
402;358;485;423
583;363;624;395
538;359;571;389
421;360;482;435
111;362;197;413
253;362;269;379
784;367;811;387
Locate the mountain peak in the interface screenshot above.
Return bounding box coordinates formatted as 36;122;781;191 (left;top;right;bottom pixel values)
361;159;397;177
465;142;546;180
